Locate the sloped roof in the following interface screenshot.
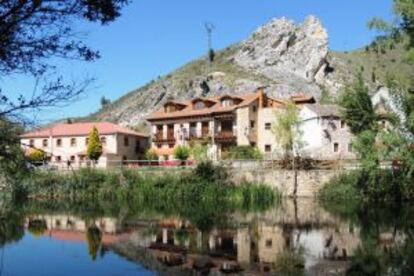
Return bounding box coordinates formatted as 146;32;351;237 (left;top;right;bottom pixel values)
21;122;148;138
304;104;342;117
146;92;260;121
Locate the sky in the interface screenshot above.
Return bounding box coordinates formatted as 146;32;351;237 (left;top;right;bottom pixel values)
1;0;394;124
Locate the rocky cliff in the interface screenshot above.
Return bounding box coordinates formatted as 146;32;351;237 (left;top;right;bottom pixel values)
86;16;412;130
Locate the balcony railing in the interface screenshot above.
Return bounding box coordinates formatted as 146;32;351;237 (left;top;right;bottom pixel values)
153;135;176;147
214;131;236;142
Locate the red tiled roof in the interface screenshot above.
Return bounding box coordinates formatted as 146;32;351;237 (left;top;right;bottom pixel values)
146;92;260;121
48;229;122;245
21;122;148;138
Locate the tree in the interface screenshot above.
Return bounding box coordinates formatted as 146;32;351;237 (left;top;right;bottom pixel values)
368;0;414;62
87;127;103;164
0;1;129;118
208;48;215;63
272;100;302;197
100;96;111;107
0;118;26;175
0;1;129;176
87;226;102;261
339;72;377;135
272;101;301;159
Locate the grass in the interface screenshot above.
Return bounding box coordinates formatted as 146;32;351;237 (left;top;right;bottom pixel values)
15;162;280;215
332;36;414;90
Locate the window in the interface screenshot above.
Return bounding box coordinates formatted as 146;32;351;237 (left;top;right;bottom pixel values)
265;123;271;130
348;143;353;153
265;145;272;152
85;138;89;146
221;98;233;107
70;138;77;147
252;105;257;112
70;156;75;162
135;140;141;153
56;139;62;147
194;101;205;110
55;156;61;162
42;139;48;148
124;136;129;146
29;139;34;147
250;120;255;128
100;136;106;146
265;239;273;248
333;143;339;152
340;120;346;128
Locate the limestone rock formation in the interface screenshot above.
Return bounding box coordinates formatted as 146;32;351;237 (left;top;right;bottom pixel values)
86;16;366;127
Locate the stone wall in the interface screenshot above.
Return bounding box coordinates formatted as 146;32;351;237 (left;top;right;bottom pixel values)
231;168;341;197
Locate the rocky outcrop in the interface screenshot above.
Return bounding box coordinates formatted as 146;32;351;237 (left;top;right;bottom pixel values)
235;16;329;83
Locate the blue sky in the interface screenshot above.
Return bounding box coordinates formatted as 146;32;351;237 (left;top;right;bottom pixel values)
2;0;394;124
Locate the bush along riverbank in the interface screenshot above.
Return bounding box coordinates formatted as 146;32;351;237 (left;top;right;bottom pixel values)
318;168;414;204
10;162;280;214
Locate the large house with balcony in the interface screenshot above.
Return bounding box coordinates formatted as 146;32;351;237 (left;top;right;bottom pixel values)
146;88;315;159
21;122;148;168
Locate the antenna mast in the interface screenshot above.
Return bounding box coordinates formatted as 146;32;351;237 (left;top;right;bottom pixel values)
204;22;215;66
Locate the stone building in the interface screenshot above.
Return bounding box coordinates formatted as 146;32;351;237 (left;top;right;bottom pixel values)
298;104;356;160
21;122;148;168
146;88;315;160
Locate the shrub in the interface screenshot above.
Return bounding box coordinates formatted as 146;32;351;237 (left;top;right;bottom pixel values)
174;145;190;161
27;149;46;163
190;141;209;161
274;249;305;275
145;148;158;161
224;146;262;160
318;171;362;202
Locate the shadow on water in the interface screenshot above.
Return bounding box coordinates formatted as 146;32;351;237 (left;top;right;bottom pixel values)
0;196;413;275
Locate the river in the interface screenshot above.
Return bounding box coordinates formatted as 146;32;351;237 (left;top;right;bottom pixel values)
0;197;412;275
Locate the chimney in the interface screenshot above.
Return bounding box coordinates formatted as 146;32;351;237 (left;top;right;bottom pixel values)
256;86;267;108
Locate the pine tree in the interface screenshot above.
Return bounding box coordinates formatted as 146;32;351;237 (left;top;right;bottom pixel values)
87;126;103;164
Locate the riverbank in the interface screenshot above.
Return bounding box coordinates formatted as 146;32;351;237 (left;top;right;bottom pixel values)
10;162;280;214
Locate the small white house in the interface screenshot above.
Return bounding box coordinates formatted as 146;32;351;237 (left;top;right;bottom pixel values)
297;104;356;160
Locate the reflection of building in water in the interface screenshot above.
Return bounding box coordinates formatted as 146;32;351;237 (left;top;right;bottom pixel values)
25;214;124;245
257;225;284;264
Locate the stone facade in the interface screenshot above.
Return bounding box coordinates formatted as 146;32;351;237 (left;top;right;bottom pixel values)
298;105;356;160
231;168;341;197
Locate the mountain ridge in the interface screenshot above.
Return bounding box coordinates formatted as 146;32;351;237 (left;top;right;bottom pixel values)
84;16;413;132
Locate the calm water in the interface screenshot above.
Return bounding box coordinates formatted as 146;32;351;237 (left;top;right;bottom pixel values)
0;198;413;275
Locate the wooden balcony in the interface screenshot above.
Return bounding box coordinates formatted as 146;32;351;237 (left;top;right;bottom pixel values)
214;131;236;142
153;136;176;147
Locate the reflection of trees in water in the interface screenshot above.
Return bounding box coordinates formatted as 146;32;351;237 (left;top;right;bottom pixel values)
87;225;102;261
322;200;414;275
27;219;47;237
0;208;25;246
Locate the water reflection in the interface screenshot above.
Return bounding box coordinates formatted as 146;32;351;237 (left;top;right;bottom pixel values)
0;198;413;275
